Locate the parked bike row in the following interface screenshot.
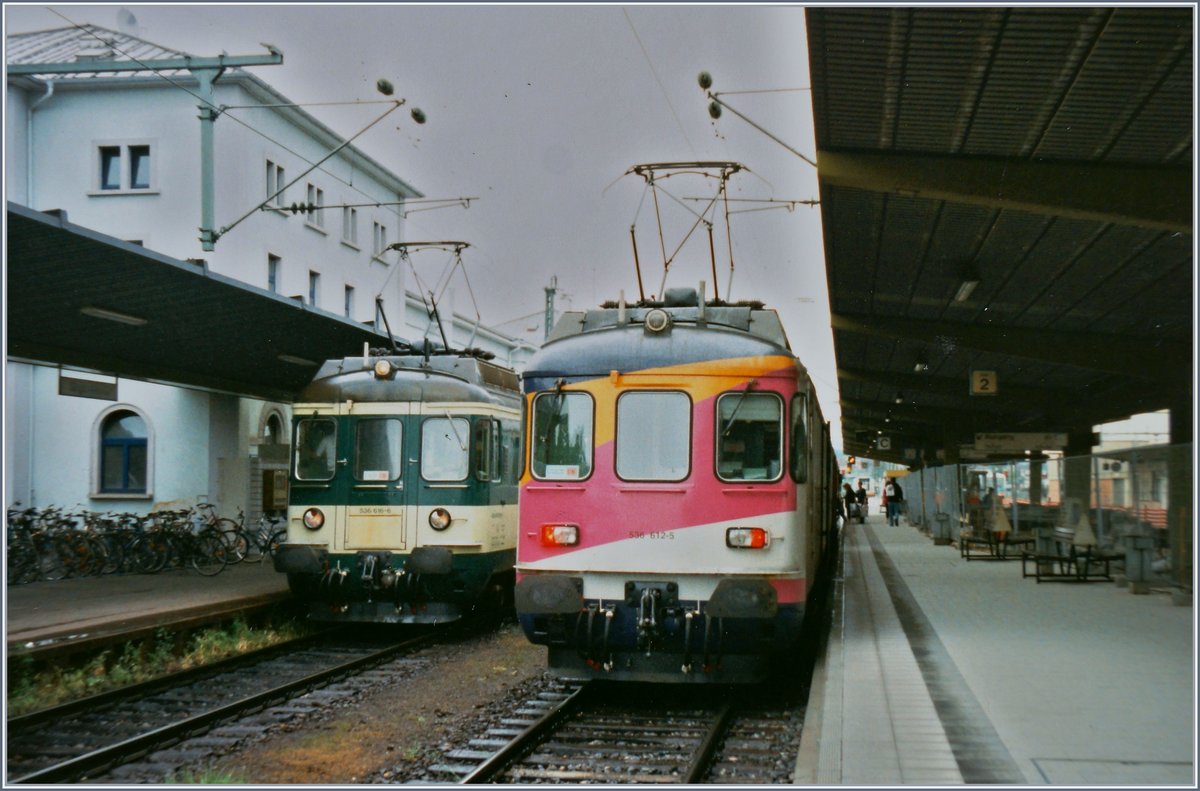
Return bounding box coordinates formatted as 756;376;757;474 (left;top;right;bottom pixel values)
6;503;286;585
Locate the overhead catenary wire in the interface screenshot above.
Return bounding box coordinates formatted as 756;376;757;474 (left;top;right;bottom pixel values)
622;8;696;158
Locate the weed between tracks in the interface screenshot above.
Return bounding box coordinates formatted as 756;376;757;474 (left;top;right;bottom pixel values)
7;611;315;716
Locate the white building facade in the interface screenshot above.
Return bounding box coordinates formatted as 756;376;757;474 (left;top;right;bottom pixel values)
5;25;534;522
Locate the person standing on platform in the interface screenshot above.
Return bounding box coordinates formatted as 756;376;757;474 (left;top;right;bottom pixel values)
885;477;905;526
842;483;857;522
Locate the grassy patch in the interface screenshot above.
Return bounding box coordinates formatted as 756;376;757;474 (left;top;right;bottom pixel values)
166;767;251;784
7;611;313;716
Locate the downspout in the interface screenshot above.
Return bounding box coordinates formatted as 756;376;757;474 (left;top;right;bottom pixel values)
27;79;55;206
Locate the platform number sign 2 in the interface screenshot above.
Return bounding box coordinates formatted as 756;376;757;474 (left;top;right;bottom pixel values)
970;370;998;396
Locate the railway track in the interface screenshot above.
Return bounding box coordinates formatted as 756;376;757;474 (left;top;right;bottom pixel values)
430;680;805;784
6;631;434;784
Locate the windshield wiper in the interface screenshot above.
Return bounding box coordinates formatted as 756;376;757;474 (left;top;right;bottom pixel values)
721;380;757;437
444;410;467;451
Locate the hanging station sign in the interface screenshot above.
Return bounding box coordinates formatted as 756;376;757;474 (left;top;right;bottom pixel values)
969;370;998;396
973;432;1068;452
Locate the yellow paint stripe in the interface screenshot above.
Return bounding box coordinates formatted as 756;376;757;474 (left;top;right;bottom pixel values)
523;355;798;463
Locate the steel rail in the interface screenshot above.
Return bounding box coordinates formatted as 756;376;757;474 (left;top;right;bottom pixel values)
10;633;434;784
7;628;343;729
458;681;592;784
683;703;734;783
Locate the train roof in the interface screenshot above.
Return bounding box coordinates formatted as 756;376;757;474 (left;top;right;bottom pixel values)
525;290;799;380
297;352;520;406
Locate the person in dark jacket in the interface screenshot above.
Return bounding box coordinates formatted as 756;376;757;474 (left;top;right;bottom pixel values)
885;477;905;526
842;483;857;522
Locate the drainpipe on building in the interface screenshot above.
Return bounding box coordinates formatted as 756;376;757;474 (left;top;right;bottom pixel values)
26;80;55;206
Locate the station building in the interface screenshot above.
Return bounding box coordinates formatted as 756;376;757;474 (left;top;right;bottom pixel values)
4;23;535;524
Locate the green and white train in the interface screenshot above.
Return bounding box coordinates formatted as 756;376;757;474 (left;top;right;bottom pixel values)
273;347;522;624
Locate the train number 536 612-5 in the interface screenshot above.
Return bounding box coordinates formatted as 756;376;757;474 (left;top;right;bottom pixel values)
628;530;675;540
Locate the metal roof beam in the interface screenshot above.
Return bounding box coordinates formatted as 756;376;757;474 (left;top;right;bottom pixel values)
831;313;1189;381
817;149;1192;234
7;49;283;75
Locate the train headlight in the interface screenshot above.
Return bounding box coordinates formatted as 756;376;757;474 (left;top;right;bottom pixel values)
726;527;769;549
644;308;671;333
429;508;452;531
540;523;579;547
373;359;394;379
302;508;326;530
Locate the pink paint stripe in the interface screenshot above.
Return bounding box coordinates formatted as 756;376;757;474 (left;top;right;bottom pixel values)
771;577;807;605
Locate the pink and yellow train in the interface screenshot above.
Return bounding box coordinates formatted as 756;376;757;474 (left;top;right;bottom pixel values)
515;288;840;683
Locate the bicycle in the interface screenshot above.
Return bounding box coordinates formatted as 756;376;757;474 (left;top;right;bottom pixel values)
241;514;287;564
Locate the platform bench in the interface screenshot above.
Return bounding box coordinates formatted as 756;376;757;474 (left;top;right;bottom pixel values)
1020;527;1122;583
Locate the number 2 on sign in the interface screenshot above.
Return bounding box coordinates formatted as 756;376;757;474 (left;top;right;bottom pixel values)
971;370;997;396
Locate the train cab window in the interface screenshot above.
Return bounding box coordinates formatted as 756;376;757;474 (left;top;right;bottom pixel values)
354;419;403;481
421;417;470;481
531;391;593;480
295;418;337;481
473;419;502;482
616;391;691;481
790;393;810;483
716;392;783;482
502;424;522;484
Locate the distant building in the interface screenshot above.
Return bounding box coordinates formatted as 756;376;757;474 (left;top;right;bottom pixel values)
5;24;534;521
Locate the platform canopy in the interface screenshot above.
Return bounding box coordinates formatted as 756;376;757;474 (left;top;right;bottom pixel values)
6;202;395;402
806;7;1193;465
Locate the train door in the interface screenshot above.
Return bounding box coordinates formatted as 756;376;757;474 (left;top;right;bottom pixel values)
411;408;474;551
342;406;412;554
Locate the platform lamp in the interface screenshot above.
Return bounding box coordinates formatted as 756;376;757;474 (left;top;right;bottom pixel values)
954;262;982;302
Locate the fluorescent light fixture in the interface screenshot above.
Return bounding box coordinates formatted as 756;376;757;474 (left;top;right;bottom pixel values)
80;306;147;326
954;263;982;302
894;392;904;404
954;278;980;302
278;354;317;366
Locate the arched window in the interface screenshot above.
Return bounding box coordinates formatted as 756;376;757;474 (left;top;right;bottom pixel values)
264;413;284;445
100;410;148;493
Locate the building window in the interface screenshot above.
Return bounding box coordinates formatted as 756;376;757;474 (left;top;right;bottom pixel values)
373;221;388;257
96;142;154;192
305;183;324;227
268;254;281;293
129;145;151;189
100;146;121;190
99;409;148;494
342;206;358;246
264;413;284;445
344;285;355;317
308;271;320;306
266;159;286;207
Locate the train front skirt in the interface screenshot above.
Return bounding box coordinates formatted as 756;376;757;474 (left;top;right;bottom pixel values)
276;544;514;624
515;574;805;683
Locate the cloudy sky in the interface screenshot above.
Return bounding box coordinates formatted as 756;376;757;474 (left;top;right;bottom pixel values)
5;3;840;442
